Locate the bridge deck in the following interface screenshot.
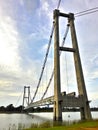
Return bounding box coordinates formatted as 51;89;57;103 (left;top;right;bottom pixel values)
24;92;84;110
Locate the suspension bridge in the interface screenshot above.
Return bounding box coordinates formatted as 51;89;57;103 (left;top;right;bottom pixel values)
22;7;93;122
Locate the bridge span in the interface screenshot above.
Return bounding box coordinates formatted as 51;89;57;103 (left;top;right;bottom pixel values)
23;9;92;121
24;92;84;109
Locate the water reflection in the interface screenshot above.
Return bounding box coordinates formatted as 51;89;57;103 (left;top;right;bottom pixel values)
0;112;98;130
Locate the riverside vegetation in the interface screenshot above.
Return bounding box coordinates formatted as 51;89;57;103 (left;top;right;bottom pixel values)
5;119;98;130
23;119;98;130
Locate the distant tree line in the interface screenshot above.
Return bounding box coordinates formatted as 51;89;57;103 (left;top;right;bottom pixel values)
23;107;98;113
0;104;23;113
0;104;98;113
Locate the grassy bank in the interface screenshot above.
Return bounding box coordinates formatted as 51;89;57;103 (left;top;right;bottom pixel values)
24;119;98;130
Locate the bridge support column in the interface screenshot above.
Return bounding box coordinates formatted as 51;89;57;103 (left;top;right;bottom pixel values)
53;9;62;121
68;13;92;120
22;86;30;109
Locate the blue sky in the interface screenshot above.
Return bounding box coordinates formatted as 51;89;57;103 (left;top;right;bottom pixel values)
0;0;98;107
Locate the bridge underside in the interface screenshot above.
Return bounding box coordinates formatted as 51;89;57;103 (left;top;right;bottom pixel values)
24;92;84;109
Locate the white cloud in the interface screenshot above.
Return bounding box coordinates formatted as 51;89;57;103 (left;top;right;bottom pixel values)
0;0;98;107
41;0;49;12
20;0;39;12
0;6;24;106
0;15;20;71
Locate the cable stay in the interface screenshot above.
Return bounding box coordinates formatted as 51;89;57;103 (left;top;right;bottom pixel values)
41;24;69;100
32;0;62;102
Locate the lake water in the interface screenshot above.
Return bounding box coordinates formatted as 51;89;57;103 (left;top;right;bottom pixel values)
0;112;98;130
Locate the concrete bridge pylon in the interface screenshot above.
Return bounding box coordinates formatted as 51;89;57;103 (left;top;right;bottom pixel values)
53;9;92;121
23;86;30;109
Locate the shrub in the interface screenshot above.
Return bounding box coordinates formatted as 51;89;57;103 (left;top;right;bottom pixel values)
30;123;38;128
39;121;51;128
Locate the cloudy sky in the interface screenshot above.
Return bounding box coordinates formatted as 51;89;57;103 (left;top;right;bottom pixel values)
0;0;98;107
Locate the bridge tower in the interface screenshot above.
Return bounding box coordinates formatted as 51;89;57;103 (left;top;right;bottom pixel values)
53;9;92;121
22;86;31;109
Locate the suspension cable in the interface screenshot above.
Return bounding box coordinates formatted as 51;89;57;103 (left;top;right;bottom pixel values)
41;70;54;100
15;92;23;107
59;24;69;54
41;24;69;100
57;0;61;9
75;6;98;17
32;0;62;102
75;6;98;15
65;53;69;93
32;26;54;102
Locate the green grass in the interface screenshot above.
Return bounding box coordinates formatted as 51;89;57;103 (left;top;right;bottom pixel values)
24;119;98;130
71;120;98;128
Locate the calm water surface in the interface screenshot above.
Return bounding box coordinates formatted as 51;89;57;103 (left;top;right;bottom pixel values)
0;112;98;130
